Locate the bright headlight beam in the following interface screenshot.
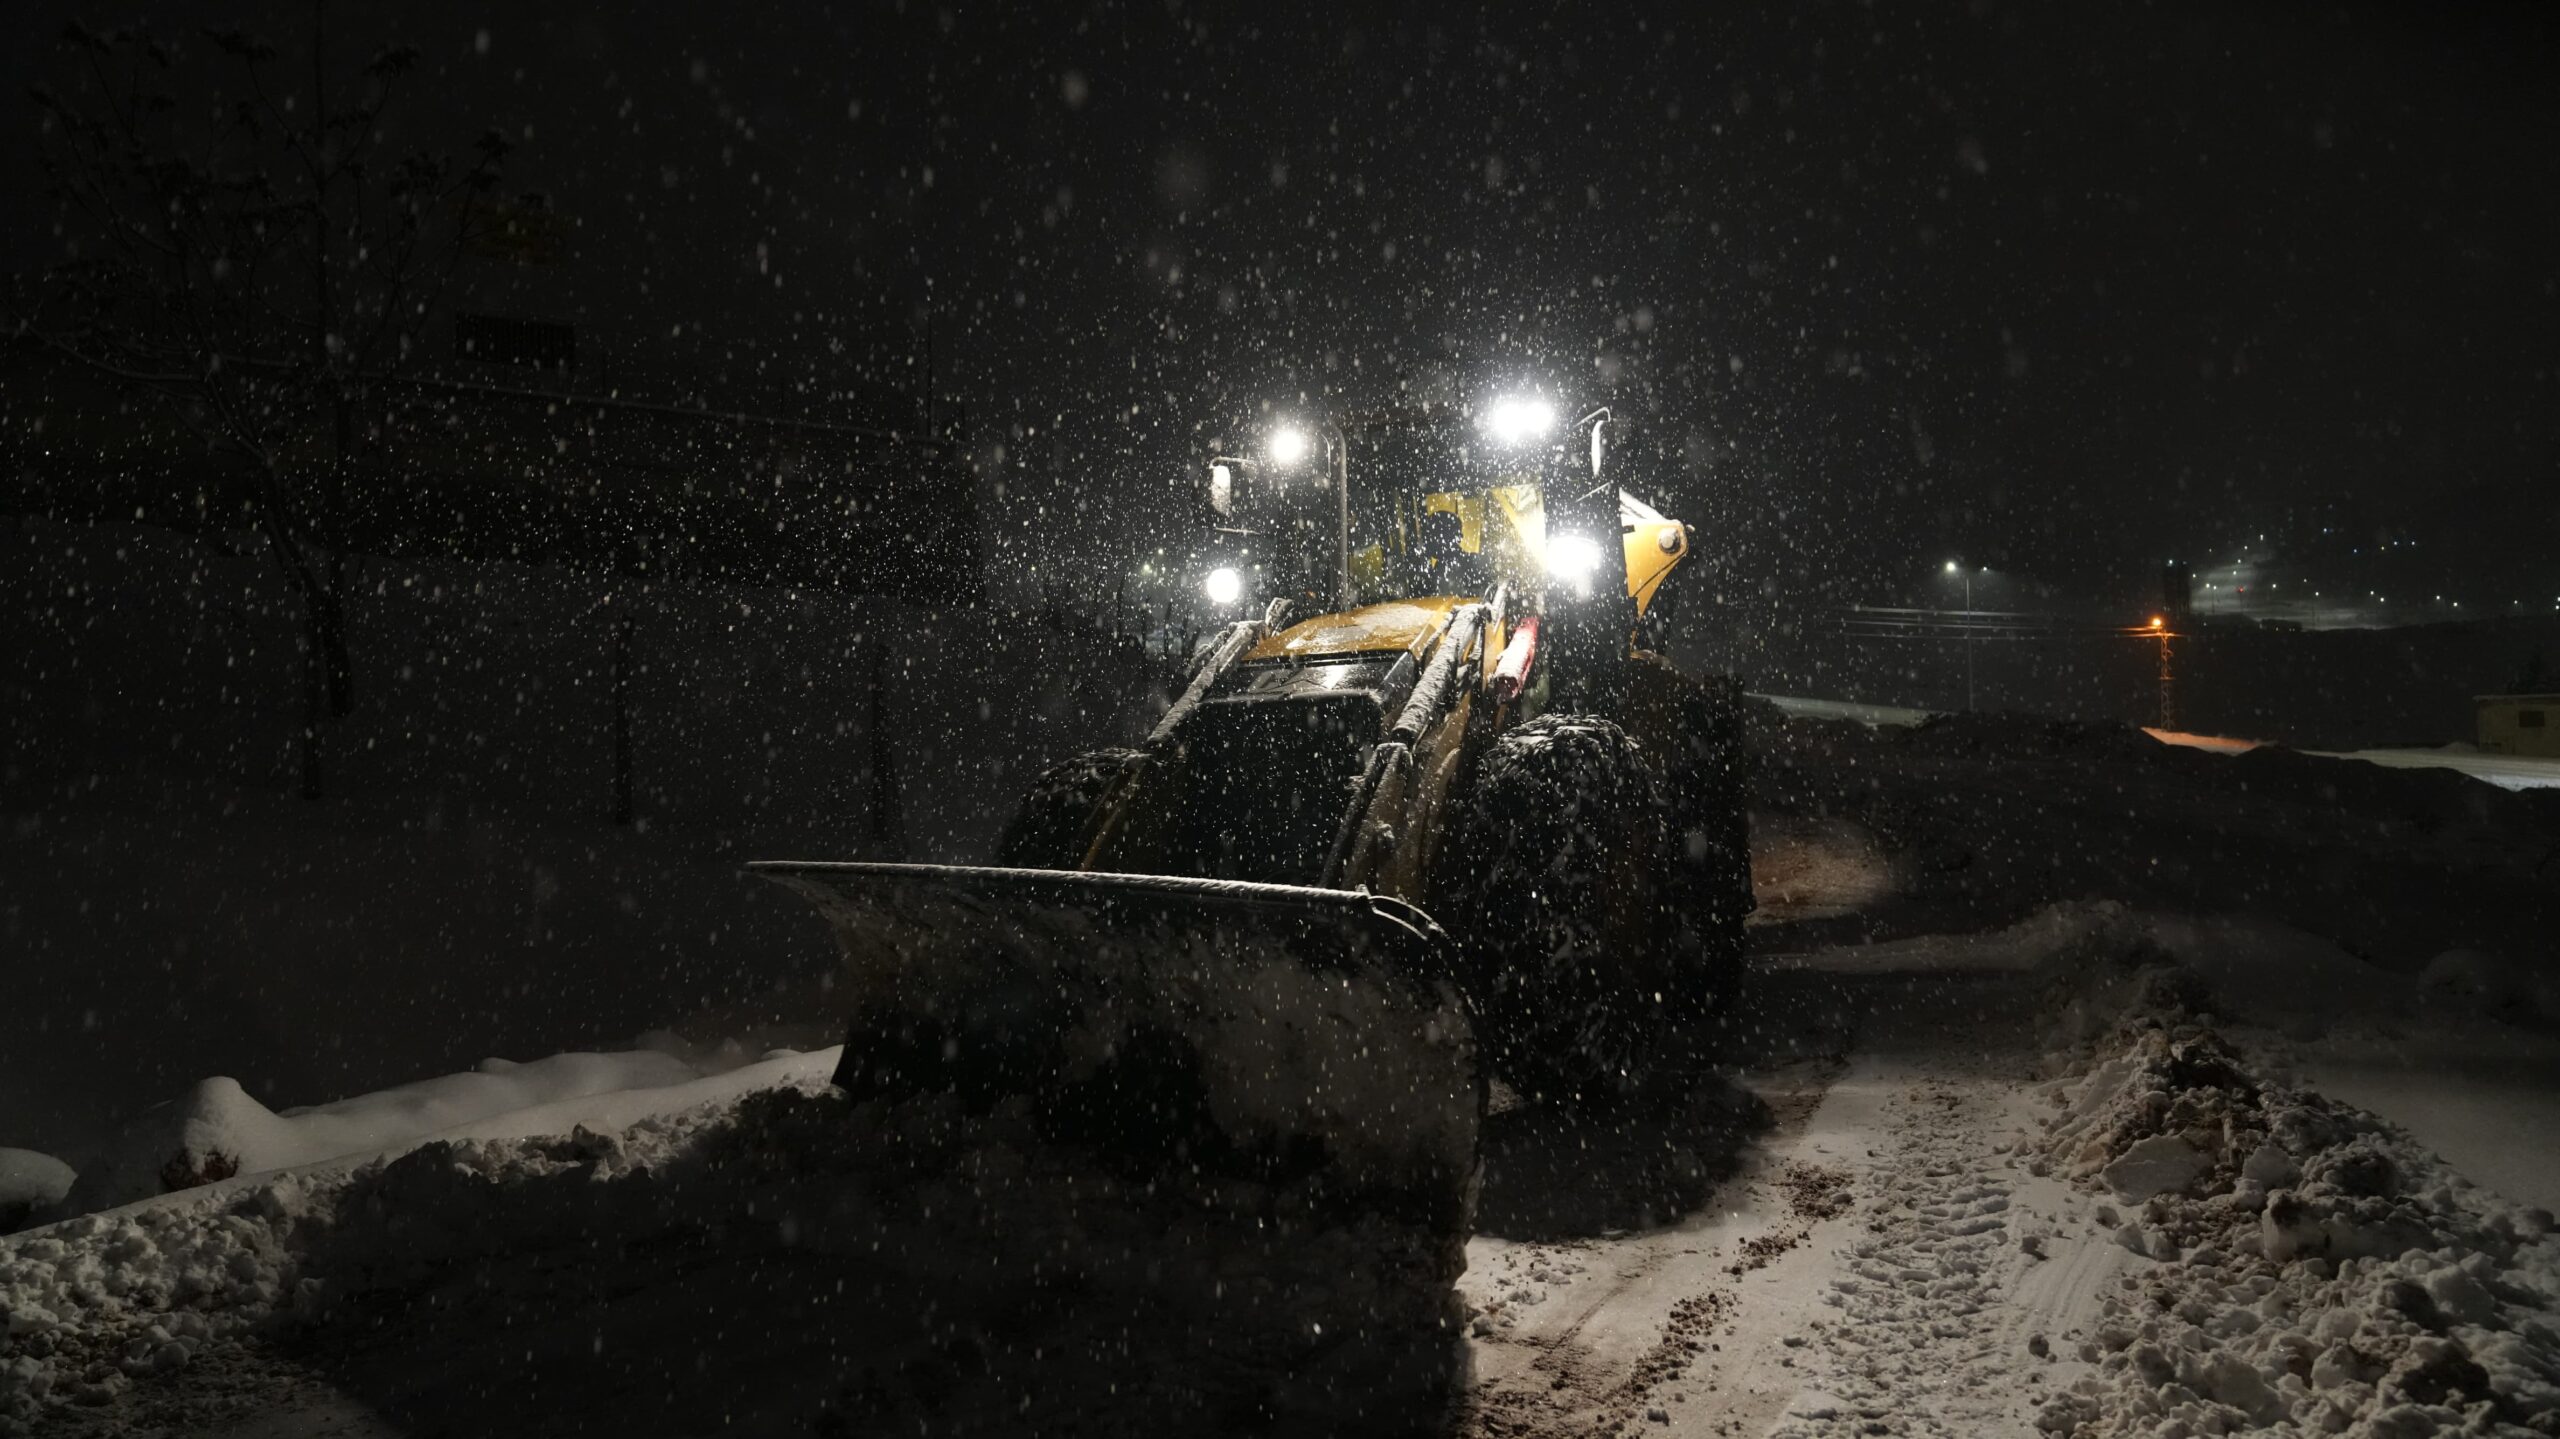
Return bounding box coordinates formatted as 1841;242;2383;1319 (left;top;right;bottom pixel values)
1266;424;1312;467
1483;395;1557;447
1545;533;1604;582
1203;566;1243;605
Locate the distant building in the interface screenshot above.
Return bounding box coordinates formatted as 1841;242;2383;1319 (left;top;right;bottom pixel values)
2160;559;2193;627
2476;694;2560;758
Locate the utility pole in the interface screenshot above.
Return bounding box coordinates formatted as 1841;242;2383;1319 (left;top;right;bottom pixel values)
1962;567;1976;713
2157;628;2177;730
1944;560;1977;712
867;636;905;859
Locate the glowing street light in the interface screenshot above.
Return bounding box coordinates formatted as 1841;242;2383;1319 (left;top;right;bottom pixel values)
1202;566;1242;606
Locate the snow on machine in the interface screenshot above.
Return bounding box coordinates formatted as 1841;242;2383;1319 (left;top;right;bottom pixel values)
751;393;1751;1424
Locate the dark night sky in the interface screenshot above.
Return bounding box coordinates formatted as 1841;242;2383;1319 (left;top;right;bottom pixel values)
11;0;2559;606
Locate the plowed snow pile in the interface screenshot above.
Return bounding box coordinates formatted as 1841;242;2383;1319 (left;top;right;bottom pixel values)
2031;958;2560;1436
2;1053;1463;1437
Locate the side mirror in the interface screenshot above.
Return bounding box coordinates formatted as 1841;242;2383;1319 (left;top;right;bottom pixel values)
1205;456;1264;519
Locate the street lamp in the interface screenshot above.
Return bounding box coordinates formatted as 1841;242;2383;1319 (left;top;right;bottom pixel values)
2147;615;2176;729
1943;560;1977;712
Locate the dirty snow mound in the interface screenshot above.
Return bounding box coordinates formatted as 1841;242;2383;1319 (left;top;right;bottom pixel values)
2031;1015;2560;1435
0;1077;788;1431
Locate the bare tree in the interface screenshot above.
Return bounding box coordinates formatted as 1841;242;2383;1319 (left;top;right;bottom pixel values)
15;13;508;797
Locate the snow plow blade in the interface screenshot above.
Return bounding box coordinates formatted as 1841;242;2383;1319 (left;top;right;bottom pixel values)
747;861;1480;1427
747;861;1478;1205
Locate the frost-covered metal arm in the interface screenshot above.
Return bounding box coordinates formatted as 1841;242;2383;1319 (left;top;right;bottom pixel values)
1146;619;1259;750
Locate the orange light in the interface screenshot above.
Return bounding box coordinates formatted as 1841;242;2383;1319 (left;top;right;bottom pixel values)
2148;616;2166;630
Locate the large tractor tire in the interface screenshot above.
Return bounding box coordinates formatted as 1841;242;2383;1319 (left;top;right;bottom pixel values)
1453;713;1683;1105
1662;672;1754;1016
993;747;1145;868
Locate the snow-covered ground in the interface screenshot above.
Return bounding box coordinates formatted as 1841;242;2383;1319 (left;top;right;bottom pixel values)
7;699;2557;1435
1456;903;2560;1438
4;1033;1464;1436
1762;692;2560;792
55;1036;828;1219
2309;746;2560;794
1751;693;1937;729
2146;729;2560;794
11;911;2556;1436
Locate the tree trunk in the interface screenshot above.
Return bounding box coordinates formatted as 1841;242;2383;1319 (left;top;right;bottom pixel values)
316;552;353;718
295;596;327;801
251;467;331;799
319;396;357;717
610;616;635;826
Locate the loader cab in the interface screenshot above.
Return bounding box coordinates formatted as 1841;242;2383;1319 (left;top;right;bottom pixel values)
1192;400;1691;665
1200;450;1339;613
1339;435;1534;606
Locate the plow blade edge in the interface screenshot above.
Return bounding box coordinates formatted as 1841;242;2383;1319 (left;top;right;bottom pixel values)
747;861;1479;1221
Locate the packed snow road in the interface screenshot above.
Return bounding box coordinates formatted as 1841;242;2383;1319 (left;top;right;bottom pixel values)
1458;944;2082;1439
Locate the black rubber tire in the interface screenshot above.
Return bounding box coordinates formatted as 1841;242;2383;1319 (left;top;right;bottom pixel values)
993;747;1145;868
1660;672;1754;1019
1454;714;1680;1105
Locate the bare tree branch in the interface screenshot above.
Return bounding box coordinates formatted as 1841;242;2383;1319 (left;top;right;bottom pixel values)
15;13;517;754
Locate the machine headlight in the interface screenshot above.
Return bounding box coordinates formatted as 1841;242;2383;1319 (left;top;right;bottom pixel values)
1266;424;1312;468
1482;395;1557;447
1203;566;1243;605
1545;533;1604;583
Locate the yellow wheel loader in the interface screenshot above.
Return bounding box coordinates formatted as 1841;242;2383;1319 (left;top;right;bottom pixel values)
750;396;1749;1426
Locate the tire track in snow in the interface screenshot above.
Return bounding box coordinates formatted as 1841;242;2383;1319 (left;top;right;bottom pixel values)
1459;1057;1849;1437
1763;1071;2099;1439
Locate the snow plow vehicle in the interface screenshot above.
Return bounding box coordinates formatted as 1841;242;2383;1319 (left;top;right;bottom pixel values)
750;394;1749;1425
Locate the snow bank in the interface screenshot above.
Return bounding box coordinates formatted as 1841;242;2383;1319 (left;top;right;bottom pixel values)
0;1152;74;1234
2;1039;1469;1435
0;1066;824;1428
2029;985;2560;1435
56;1047;742;1220
2417;948;2560;1026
